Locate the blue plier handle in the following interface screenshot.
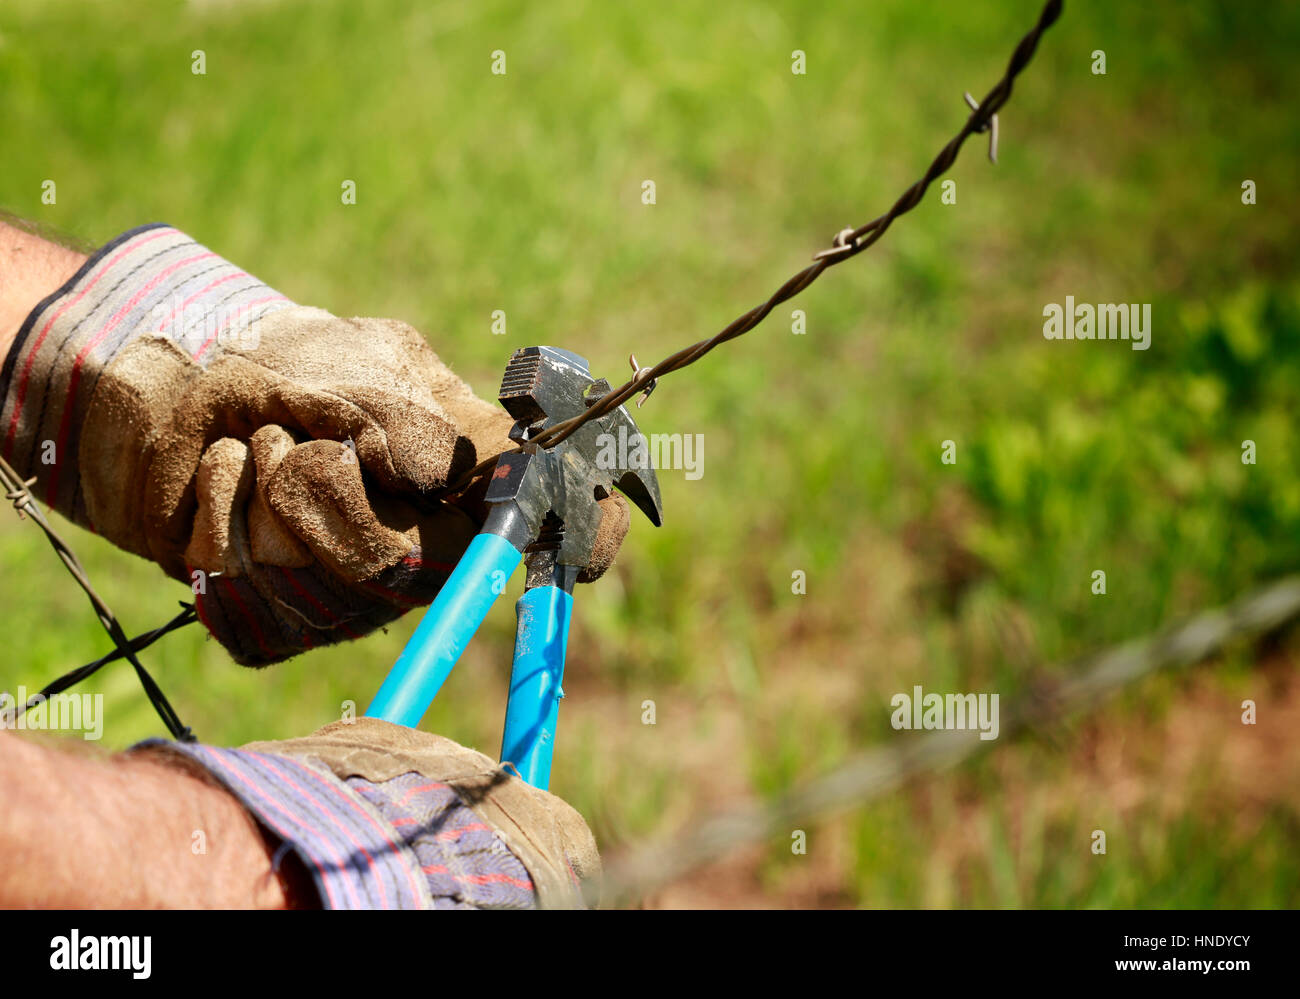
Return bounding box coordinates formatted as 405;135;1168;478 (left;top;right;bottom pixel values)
364;505;570;789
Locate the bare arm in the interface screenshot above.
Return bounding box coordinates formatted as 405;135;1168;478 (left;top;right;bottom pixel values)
0;731;316;908
0;219;88;359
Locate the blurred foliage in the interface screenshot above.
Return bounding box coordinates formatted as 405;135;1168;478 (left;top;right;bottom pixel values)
0;0;1297;907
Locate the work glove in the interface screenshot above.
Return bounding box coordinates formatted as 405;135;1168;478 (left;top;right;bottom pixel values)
0;224;630;665
134;717;602;908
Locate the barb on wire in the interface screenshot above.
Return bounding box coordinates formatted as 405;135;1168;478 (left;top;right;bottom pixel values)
964;92;999;163
627;353;657;408
593;574;1300;907
0;454;197;741
440;0;1064;498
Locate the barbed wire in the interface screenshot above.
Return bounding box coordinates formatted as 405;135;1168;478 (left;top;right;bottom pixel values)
2;0;1063;746
0;453;196;741
593;574;1300;907
441;0;1065;498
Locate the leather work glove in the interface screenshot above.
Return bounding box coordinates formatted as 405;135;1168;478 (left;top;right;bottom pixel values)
134;717;602;908
0;224;630;665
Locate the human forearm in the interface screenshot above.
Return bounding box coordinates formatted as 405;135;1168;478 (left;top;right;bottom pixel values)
0;731;309;908
0;219;87;359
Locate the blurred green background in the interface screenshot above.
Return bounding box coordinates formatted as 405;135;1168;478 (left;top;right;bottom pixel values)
1;0;1297;907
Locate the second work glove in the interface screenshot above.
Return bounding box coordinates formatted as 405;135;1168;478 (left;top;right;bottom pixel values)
0;224;630;664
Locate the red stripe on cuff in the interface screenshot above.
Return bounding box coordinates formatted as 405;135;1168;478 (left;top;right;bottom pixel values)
219;578;275;662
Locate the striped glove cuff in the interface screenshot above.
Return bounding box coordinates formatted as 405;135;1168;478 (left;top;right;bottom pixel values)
130;738;543;910
0;223;292;525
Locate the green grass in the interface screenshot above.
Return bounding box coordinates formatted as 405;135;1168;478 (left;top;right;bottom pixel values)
1;0;1298;907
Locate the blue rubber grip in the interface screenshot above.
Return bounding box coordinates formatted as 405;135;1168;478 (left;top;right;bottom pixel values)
366;532;523;728
499;585;573;790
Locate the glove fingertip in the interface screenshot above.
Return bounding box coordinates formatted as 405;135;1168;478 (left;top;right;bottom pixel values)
576;494;631;584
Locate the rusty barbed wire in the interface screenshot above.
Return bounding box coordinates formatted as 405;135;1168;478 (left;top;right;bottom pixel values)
0;453;196;741
441;0;1064;498
593;574;1300;906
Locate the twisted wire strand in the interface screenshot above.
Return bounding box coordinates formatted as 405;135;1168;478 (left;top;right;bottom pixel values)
442;0;1064;498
